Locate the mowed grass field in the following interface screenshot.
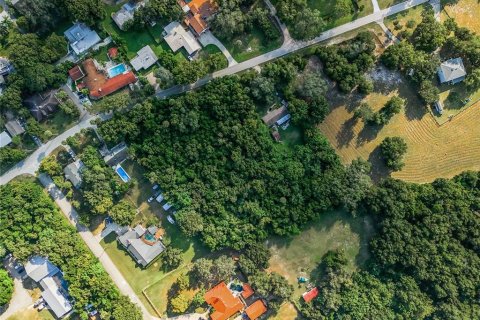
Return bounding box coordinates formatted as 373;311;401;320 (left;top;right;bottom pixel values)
441;0;480;34
318;66;480;183
267;210;374;299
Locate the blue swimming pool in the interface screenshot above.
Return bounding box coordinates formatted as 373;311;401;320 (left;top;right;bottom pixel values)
115;165;130;183
108;64;127;78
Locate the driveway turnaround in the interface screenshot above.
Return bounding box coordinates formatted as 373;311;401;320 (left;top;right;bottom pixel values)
156;0;429;99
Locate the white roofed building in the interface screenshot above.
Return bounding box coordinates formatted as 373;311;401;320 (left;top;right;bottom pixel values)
163;21;201;56
438;58;467;85
0;131;12;148
130;45;159;71
64;23;101;56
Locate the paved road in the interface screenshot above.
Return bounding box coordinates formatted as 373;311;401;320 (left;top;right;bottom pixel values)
157;0;429;98
0;116;96;185
372;0;381;12
37;174;159;320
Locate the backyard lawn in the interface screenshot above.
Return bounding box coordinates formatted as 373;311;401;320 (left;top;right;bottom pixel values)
39;110;78;140
100;159;210;316
309;0;373;30
385;3;428;37
220;25;282;63
101;4;186;63
377;0;403;9
436;82;480;124
267;210;374;299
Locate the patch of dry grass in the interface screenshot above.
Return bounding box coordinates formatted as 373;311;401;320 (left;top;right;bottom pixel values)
442;0;480;34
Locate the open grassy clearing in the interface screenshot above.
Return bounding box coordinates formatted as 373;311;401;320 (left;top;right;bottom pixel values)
267;210;374;299
377;0;403;9
38;110;77;140
441;0;480;34
318;65;480;183
309;0;373;30
99;160;209;316
384;3;428;37
270;302;299;320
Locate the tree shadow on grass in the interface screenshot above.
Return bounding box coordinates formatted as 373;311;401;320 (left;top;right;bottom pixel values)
336;116;358;148
368;145;390;183
356;123;382;147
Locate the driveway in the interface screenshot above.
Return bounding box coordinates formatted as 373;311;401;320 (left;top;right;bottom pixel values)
0;259;34;320
156;0;429;98
37;174;159;320
198;31;237;67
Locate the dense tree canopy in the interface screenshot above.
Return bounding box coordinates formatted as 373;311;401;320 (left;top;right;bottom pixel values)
99;76;345;250
0;181;141;319
0;269;13;306
380;136;408;171
300;172;480;319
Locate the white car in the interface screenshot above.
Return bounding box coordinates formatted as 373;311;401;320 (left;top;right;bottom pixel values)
162;203;172;211
167;215;175;224
152;184;159;190
147;196;154;203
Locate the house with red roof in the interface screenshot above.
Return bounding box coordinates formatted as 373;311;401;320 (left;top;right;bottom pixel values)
68;65;85;82
204;282;244;320
302;287;319;303
178;0;217;36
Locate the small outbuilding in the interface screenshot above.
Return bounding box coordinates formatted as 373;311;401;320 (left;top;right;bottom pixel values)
438;57;467;85
68;65;85;82
302;287;319;303
262;106;289;127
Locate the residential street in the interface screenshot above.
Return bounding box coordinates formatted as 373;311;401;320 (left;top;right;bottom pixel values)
156;0;429;98
0;116;97;185
37;174;159;320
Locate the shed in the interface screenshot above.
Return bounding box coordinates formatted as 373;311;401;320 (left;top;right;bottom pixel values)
241;283;254;299
302;287;319;303
261;106;288;127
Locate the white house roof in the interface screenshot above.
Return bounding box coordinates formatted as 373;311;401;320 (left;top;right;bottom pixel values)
64;23;101;55
0;130;12;148
25;256;60;282
130;45;159;71
438;57;467;83
163;21;201;55
40;276;73;318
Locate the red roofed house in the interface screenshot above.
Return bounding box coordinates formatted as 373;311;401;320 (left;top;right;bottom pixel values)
302;287;319;303
245;300;267;320
204;282;244;320
90;71;136;99
178;0;217;36
68;65;85;82
241;283;254;299
81;58;136;100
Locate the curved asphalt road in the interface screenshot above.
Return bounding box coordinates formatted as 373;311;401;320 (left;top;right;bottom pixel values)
156;0;429;99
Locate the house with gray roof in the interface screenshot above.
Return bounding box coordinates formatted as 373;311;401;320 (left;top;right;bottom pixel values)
130;45;158;71
0;131;12;148
25;256;73;318
438;57;467;85
64;160;85;189
25;256;60;282
118;225;166;267
24;90;60;122
112;1;145;30
64;23;101;56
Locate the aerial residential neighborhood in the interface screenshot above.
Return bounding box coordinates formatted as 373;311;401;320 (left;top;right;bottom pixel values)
0;0;479;320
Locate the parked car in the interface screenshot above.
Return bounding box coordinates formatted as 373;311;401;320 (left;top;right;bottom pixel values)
37;303;45;311
167;215;175;224
147;196;154;203
152;184;159;190
155;194;164;203
34;298;44;308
